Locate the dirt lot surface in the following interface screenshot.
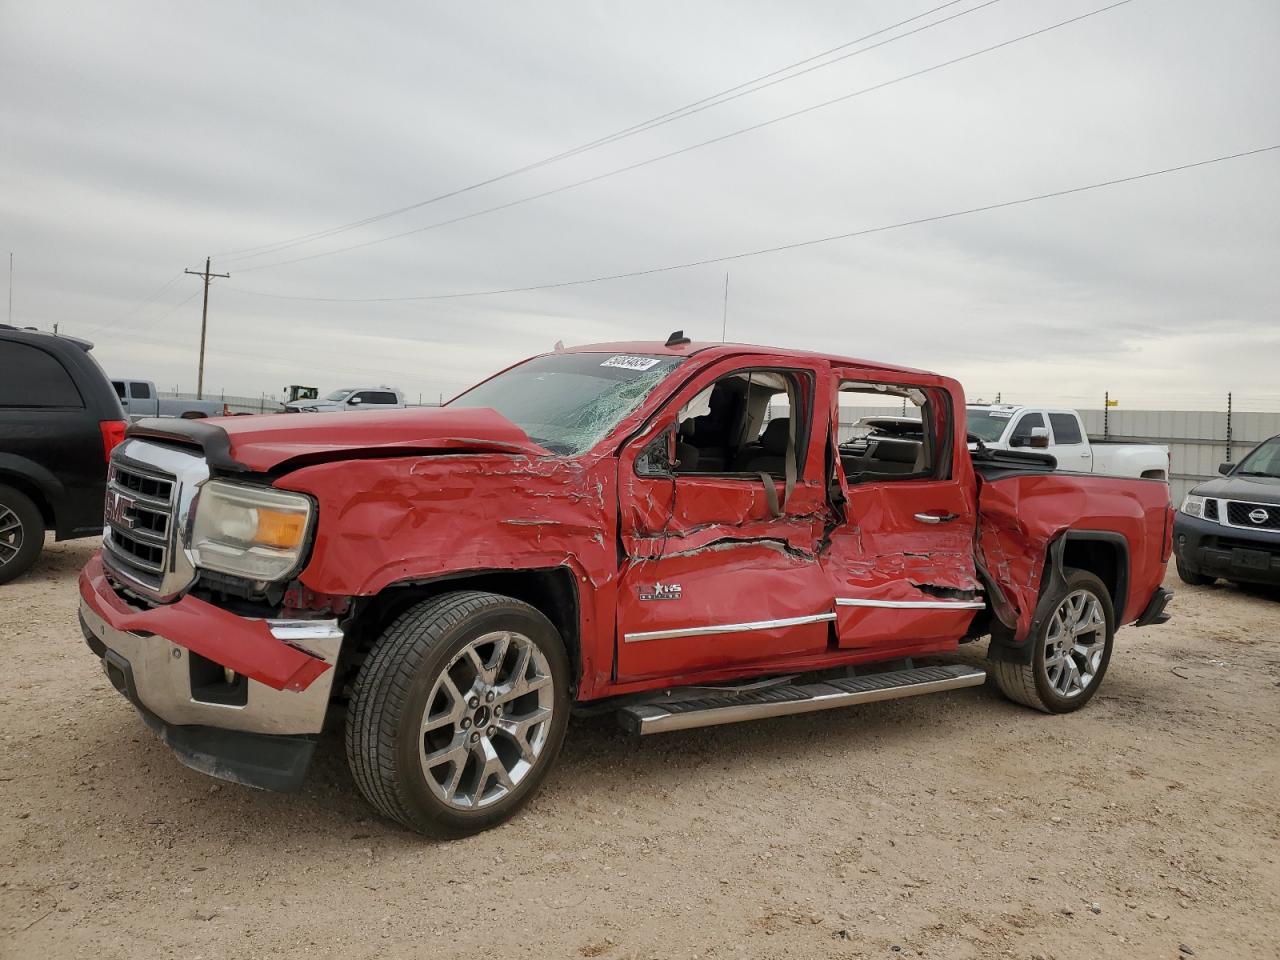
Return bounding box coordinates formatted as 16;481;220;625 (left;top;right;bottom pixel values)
2;538;1278;959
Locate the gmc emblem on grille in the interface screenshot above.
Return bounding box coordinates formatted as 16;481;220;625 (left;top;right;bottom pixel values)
1249;508;1269;525
105;489;137;529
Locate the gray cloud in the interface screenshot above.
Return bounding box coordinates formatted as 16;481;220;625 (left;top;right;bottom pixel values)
3;0;1278;410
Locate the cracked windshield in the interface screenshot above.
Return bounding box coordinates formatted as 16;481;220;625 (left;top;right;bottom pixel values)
448;352;685;454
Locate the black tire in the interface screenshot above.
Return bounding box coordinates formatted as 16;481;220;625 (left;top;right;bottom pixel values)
991;568;1115;714
1176;559;1214;586
345;590;570;838
0;484;44;586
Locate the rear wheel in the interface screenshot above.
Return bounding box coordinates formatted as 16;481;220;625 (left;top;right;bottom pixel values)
992;568;1114;714
1176;559;1214;586
345;591;570;838
0;485;44;586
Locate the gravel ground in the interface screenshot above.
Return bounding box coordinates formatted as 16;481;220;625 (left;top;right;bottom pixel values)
2;538;1278;959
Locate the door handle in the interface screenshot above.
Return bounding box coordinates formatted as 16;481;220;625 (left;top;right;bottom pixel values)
914;512;958;524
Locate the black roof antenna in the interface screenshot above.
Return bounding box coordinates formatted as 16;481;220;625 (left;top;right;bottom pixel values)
665;329;691;347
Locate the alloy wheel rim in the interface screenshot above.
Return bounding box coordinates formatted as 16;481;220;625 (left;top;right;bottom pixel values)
419;630;554;810
0;506;22;566
1044;589;1106;698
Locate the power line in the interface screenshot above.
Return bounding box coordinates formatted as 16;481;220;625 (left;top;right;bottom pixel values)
234;0;1131;275
227;143;1280;305
77;273;184;338
213;0;996;264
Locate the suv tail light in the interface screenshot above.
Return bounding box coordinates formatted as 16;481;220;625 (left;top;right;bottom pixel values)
222;403;231;417
99;420;127;462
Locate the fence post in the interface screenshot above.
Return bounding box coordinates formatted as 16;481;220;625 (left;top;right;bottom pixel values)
1226;392;1233;463
1104;391;1109;440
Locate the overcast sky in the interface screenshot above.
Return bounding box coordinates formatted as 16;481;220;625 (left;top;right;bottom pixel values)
3;0;1278;410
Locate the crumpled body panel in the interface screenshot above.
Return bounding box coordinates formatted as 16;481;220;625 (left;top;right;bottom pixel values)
130;406;545;473
976;471;1172;641
280;452;619;693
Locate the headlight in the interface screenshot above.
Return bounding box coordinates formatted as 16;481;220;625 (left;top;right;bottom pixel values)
1180;494;1206;518
190;481;313;581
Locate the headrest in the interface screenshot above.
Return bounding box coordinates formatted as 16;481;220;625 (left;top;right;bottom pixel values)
760;418;790;456
678;418;696;439
872;438;919;463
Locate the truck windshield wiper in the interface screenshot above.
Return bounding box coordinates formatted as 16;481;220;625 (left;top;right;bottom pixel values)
1234;470;1278;478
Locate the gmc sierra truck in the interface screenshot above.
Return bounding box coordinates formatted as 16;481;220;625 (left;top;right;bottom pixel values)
79;337;1173;837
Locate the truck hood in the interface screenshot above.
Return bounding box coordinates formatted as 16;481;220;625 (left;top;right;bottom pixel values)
128;407;548;473
1192;473;1280;504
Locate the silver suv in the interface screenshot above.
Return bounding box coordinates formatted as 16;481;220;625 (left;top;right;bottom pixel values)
285;386;404;413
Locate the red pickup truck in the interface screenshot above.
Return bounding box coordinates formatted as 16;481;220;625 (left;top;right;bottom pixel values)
79;337;1173;837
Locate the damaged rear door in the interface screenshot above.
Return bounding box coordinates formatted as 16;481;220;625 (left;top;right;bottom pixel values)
614;356;833;683
824;369;984;655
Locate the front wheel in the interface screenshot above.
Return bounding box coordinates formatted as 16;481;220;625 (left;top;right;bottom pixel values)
991;568;1114;714
0;484;44;586
1176;559;1214;586
345;591;570;838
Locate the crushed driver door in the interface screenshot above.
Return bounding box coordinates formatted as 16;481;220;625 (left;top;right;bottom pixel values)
614;358;833;684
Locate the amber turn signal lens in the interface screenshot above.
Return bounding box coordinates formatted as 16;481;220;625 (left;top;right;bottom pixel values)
254;508;307;548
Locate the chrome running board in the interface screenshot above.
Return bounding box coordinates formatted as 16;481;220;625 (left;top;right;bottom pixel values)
617;664;986;735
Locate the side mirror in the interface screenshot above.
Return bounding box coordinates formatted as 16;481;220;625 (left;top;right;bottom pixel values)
1029;427;1050;450
1218;461;1233;475
635;427;676;477
348;396;362;405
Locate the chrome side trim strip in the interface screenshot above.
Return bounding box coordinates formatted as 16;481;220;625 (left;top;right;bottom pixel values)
835;598;986;610
624;612;836;644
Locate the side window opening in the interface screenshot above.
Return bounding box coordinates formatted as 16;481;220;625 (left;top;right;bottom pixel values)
112;381;126;399
130;381;152;400
671;370;807;480
0;341;84;409
837;381;939;484
1048;412;1082;445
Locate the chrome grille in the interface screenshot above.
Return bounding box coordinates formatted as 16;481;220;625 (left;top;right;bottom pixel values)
101;438;209;602
1203;498;1219;521
1225;500;1280;530
103;461;176;588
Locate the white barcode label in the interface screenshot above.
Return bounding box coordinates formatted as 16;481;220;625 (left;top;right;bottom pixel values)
600;355;661;371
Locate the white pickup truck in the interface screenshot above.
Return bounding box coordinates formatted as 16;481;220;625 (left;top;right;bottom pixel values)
111;379;229;421
966;404;1168;480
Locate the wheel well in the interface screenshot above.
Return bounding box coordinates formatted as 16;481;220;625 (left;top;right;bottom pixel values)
0;471;54;529
1061;534;1128;615
343;567;581;692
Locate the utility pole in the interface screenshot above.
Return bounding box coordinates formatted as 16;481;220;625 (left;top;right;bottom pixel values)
184;257;229;399
721;273;730;342
8;252;12;324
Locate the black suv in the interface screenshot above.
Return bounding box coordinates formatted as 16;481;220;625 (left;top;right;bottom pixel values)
0;325;126;583
1173;434;1280;588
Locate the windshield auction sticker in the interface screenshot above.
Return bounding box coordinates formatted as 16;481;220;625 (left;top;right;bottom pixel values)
600;355;662;371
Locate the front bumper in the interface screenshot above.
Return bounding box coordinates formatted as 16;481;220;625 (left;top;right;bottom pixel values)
79;553;344;790
1173;511;1280;585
